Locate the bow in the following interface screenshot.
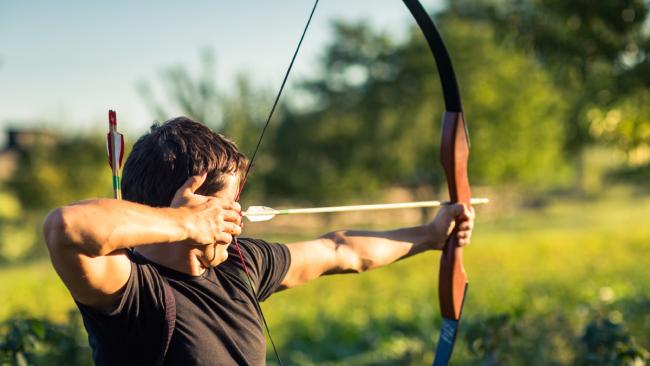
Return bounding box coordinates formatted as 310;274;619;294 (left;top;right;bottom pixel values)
235;1;471;364
401;2;471;364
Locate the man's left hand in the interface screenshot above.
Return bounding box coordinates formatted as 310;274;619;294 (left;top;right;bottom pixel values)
427;203;475;249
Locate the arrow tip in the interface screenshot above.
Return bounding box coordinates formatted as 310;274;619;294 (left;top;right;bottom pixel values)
471;198;489;205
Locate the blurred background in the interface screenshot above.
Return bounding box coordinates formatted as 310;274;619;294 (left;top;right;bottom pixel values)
1;0;649;365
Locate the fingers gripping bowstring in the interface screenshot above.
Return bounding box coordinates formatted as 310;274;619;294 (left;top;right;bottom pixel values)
228;1;320;365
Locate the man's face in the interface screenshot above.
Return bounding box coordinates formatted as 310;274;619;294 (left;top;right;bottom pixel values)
196;173;240;268
214;172;240;201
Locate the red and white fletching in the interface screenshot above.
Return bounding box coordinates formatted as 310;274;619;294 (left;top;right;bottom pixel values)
107;110;124;171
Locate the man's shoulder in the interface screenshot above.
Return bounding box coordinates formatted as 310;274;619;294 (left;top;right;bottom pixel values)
226;237;288;266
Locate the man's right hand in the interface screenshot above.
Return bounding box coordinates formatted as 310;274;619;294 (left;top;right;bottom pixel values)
171;173;242;247
43;173;241;312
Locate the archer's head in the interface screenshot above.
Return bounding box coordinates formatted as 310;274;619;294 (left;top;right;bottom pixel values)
122;116;248;207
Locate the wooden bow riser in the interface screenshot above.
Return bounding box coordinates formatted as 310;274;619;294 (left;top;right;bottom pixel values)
439;111;471;320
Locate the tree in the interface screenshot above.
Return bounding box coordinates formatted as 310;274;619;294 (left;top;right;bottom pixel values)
8;136;108;210
448;0;650;186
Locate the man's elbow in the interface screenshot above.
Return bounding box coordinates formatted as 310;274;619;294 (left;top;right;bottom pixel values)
322;231;370;274
43;207;103;257
43;208;68;250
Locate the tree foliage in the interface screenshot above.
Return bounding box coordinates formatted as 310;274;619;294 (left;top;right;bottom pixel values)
449;0;650;159
263;16;568;202
7;137;109;210
0;312;90;366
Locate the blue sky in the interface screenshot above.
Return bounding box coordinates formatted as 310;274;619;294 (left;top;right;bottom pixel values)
0;0;443;135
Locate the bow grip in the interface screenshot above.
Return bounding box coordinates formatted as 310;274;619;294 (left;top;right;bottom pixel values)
439;111;471;320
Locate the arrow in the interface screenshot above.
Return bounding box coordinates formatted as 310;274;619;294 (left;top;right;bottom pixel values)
243;198;488;222
107;110;125;199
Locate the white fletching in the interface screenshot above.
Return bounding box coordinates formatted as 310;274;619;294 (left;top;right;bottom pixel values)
243;206;280;222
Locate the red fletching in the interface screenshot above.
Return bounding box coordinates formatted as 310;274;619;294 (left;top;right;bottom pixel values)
107;109;124;170
109;110;116;126
107;132;114;168
118;134;124;167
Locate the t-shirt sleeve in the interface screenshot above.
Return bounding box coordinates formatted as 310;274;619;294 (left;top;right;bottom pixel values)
231;238;291;301
74;252;167;364
77;252;167;319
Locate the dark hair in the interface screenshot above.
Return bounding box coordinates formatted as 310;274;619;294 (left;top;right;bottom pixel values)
122;117;248;207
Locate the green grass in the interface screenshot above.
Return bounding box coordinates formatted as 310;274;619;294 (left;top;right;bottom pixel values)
2;189;649;364
0;259;74;322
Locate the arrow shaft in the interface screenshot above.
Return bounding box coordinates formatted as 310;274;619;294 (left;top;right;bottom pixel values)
109;132;122;199
245;198;488;218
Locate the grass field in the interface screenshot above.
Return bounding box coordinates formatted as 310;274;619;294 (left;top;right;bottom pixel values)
2;188;649;364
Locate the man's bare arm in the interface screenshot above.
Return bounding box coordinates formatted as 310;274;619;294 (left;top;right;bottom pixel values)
281;203;474;289
43;174;241;311
46;200;192;256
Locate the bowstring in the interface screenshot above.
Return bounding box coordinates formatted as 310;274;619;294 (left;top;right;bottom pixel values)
230;1;320;364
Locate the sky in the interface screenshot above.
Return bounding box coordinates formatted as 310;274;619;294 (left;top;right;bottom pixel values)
0;0;443;136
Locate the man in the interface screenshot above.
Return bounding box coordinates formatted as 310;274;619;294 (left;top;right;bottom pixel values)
43;117;474;365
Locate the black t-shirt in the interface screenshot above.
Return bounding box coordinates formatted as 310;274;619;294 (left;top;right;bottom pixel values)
76;238;291;366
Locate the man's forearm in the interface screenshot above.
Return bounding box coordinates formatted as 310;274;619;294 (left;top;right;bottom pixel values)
322;225;442;273
44;199;190;257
